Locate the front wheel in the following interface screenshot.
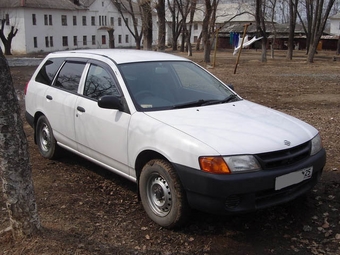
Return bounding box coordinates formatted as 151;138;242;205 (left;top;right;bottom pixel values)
139;159;190;228
36;115;60;159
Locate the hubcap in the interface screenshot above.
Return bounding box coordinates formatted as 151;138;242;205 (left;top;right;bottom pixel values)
40;124;51;152
147;174;172;217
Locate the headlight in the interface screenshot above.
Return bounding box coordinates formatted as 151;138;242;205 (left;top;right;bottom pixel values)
223;155;261;173
310;134;323;156
199;155;261;174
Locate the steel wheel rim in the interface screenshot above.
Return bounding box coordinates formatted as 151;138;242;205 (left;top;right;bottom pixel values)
39;123;51;152
146;173;172;217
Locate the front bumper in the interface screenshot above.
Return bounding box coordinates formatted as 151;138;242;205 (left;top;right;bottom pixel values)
174;149;326;214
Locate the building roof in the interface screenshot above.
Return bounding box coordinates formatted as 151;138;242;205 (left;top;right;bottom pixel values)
194;3;255;23
220;22;306;35
0;0;94;10
329;13;340;19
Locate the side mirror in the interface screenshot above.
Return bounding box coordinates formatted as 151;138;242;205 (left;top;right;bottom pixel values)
228;84;235;91
98;95;124;111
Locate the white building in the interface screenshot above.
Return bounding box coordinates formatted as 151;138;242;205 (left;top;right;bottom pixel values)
329;13;340;35
0;0;157;54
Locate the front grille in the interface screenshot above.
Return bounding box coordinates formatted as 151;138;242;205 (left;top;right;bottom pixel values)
255;141;311;169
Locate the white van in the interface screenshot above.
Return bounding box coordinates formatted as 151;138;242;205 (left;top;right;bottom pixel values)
25;49;326;228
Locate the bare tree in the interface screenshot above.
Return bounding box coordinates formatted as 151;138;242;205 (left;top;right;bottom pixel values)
0;48;40;239
0;18;18;55
187;0;197;56
139;0;153;50
114;0;143;49
155;0;166;51
268;0;278;59
255;0;268;62
304;0;336;63
167;0;183;50
286;0;298;60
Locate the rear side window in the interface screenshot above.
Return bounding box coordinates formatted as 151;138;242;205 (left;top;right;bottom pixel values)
55;61;86;93
35;58;65;85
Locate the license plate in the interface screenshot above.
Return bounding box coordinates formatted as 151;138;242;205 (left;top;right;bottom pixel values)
275;167;313;190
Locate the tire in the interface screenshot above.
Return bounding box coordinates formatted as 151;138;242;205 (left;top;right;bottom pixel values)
139;159;191;229
36;115;60;159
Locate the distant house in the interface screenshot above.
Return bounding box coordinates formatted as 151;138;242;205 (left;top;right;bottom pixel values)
329;13;340;35
165;3;255;47
0;0;157;54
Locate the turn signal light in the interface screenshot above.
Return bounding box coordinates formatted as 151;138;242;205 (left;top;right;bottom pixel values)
199;156;231;174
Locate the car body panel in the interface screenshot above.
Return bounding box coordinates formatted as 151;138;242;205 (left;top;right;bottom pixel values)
144;100;317;155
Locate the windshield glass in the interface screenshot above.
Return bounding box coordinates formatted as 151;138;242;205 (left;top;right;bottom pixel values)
119;61;238;111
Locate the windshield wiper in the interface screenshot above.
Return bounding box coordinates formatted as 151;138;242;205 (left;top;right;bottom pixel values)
172;99;208;109
202;94;239;106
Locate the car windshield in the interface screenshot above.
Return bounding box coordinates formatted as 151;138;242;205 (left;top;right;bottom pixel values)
119;61;239;111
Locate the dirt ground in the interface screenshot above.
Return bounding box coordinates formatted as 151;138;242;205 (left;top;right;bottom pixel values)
1;50;340;255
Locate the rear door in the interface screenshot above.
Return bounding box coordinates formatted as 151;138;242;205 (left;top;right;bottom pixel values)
43;59;87;149
74;61;131;176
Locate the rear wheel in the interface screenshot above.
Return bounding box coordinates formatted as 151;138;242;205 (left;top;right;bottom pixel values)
139;159;190;228
36;115;60;159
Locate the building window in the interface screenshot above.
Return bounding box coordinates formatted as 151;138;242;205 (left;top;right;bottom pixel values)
102;35;106;44
73;16;77;26
74;36;78;46
5;14;9;25
194;23;198;30
50;36;53;47
82;16;87;26
125;18;128;26
49;15;53;25
102;1;104;6
62;36;68;46
62;15;67;26
118;17;121;26
32;14;36;25
104;16;107;26
83;36;87;46
92;35;96;45
118;35;122;43
33;37;38;48
91;16;95;26
125;34;129;43
110;17;114;26
45;36;49;47
194;36;198;43
99;16;101;26
44;15;48;25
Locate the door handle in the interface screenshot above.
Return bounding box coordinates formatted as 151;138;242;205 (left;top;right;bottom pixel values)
46;95;53;100
77;106;85;113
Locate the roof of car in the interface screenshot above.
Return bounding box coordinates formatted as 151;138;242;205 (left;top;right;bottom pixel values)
49;49;188;64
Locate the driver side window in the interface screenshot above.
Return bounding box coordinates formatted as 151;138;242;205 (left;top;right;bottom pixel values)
84;64;120;100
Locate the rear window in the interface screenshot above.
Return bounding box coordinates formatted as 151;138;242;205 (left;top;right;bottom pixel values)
35;58;65;85
54;61;86;93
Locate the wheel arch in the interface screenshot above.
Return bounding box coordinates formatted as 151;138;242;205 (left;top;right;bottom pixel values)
33;111;45;144
135;150;170;181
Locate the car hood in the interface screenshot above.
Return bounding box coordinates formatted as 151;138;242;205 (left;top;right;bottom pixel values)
144;100;317;155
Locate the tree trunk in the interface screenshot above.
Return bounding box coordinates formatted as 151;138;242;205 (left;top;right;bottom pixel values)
140;0;153;50
202;0;213;63
0;21;18;56
155;0;166;51
0;49;40;238
286;0;298;60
